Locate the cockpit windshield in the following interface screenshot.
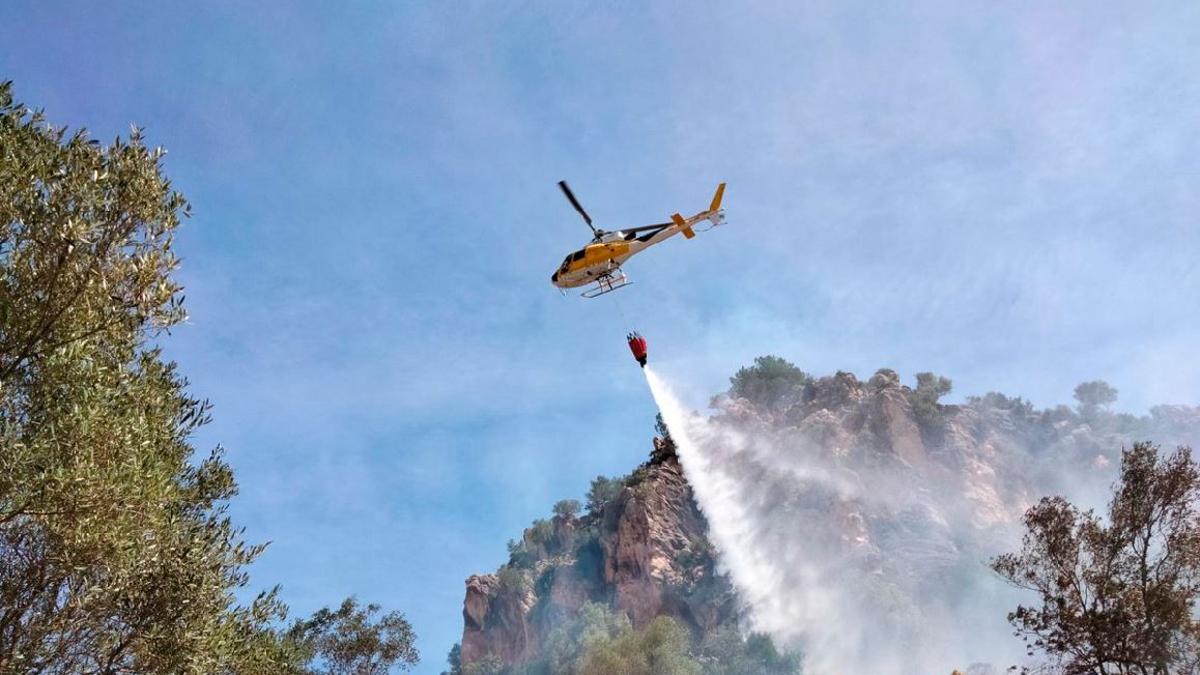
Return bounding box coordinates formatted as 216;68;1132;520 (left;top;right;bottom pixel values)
561;248;586;270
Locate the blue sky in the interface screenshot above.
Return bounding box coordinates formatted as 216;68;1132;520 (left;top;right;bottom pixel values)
3;2;1199;671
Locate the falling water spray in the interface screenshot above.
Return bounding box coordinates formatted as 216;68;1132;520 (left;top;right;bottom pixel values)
642;366;1026;675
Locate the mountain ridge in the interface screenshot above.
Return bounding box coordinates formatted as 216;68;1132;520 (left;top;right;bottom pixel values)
457;363;1200;673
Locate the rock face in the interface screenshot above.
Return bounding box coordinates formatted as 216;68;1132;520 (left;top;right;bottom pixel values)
461;574;537;664
458;367;1200;670
772;370;1200;530
460;448;735;667
703;369;1200;672
599;457;726;630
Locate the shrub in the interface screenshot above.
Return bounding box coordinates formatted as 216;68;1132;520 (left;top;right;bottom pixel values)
553;499;581;520
1074;380;1118;408
586;475;626;514
1074;380;1118;421
656;412;676;447
462;655;506;675
729;356;811;410
527;518;555;548
518;602;630;675
968;391;1034;418
908;372;952;423
578;616;700;675
506;539;536;569
496;566;529;594
698;626;802;674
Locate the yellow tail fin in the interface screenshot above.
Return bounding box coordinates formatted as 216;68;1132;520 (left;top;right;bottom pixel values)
672;213;695;239
709;183;726;212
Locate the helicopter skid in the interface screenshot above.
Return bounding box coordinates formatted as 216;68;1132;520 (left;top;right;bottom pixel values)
581;271;633;298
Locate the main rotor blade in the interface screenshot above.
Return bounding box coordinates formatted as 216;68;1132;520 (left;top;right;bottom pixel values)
558;180;597;235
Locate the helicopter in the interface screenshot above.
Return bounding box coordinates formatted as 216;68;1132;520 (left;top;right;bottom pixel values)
551;180;726;298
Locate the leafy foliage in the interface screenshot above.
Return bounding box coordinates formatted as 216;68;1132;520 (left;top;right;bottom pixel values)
553;499;581;520
0;82;416;674
729;356;810;410
577;616;700;675
505;538;532;569
1074;380;1119;409
585;475;625;515
1074;380;1119;423
466;599;799;675
532;602;632;674
908;371;953;423
464;656;507;675
992;443;1200;674
285;597;418;674
528;519;555;547
696;626;802;675
656;411;676;448
967;391;1035;419
496;566;530;595
0;78;290;673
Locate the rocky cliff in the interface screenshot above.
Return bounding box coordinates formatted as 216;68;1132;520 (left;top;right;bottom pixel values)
458;364;1200;672
461;438;737;667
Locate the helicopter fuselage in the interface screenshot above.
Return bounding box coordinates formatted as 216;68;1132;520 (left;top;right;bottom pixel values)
551;229;669;289
549;182;725;294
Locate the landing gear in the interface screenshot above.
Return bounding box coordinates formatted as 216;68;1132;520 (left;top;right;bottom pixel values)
581;270;633;298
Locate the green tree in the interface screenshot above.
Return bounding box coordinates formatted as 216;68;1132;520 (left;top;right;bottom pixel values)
1074;380;1119;420
525;518;555;552
537;602;631;674
992;443;1200;674
656;412;675;446
651;412;678;463
578;616;700;675
462;656;506;675
553;499;581;520
909;372;952;423
728;356;810;410
497;566;530;594
697;626;802;674
0;78;292;673
585;475;625;515
967;391;1034;419
285;597;418;674
0;82;415;674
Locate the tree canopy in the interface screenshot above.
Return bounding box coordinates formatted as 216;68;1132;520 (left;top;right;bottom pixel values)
728;356;810;410
1074;381;1119;421
284;598;419;675
0;81;416;673
908;371;953;422
993;442;1200;674
445;603;801;675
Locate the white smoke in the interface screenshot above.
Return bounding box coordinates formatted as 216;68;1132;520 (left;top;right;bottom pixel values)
644;366;1027;675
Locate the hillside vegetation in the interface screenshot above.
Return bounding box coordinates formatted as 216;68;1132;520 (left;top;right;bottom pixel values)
454;356;1200;674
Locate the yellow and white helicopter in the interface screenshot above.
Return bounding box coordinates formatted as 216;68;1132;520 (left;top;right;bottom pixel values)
551;180;727;298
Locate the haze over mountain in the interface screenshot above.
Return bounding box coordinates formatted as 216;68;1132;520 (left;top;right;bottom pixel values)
457;361;1200;674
